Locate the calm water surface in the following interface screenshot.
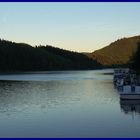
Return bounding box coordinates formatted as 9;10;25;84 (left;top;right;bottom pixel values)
0;69;140;138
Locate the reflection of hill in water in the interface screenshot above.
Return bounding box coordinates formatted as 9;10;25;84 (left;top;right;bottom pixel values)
120;99;140;115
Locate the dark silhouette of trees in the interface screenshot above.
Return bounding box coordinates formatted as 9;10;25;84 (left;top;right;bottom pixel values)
0;39;102;72
130;42;140;73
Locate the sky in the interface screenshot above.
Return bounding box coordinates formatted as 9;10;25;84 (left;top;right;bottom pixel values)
0;2;140;52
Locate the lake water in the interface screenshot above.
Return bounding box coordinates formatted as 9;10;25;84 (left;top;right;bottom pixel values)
0;69;140;138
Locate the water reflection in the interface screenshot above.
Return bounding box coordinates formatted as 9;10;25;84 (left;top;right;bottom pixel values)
0;70;140;137
120;99;140;115
0;80;82;116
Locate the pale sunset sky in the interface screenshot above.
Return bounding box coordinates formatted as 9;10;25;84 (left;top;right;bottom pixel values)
0;2;140;52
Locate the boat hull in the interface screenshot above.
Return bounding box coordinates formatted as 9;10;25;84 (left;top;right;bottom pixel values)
120;94;140;100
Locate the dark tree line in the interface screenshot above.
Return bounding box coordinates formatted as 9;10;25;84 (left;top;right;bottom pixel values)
130;42;140;73
0;39;102;72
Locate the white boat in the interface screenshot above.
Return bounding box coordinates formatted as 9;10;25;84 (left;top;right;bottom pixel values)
113;68;130;87
120;86;140;100
120;94;140;100
113;68;140;99
114;68;130;76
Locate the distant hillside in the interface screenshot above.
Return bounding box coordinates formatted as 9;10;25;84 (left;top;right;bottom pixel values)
0;39;102;71
85;36;140;66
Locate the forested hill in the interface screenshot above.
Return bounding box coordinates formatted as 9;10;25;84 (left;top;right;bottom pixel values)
85;36;140;67
0;39;102;71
